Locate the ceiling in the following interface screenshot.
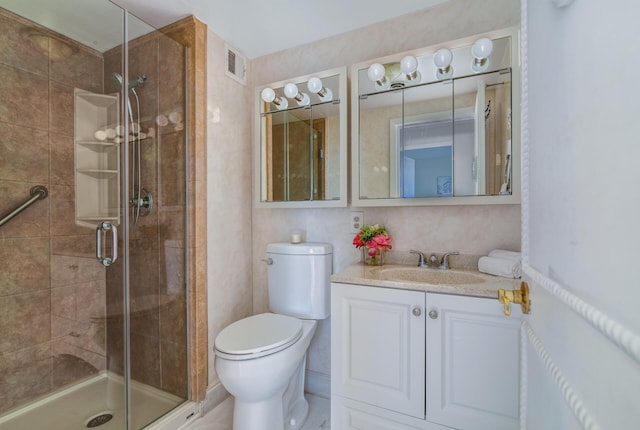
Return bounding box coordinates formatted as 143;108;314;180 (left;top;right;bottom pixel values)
0;0;449;57
111;0;451;58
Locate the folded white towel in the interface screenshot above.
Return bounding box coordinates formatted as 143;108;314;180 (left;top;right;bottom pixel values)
478;256;521;278
488;249;521;262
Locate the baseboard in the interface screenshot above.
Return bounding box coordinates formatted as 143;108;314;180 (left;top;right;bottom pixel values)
305;370;330;399
149;401;200;430
200;382;230;416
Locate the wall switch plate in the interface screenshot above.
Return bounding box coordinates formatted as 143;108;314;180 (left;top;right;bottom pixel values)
350;211;364;234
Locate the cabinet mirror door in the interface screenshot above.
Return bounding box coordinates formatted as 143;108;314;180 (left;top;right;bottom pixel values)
351;28;519;207
256;67;347;208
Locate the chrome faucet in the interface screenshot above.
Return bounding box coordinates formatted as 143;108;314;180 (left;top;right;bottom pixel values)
439;251;459;270
409;250;429;268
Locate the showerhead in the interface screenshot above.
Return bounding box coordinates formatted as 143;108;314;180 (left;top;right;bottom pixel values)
111;72;146;90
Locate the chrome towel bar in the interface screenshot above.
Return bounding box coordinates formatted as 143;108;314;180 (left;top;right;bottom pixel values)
0;185;48;227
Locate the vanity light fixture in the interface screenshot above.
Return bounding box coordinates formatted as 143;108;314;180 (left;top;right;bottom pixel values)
434;48;453;79
367;63;390;90
284;82;310;106
261;87;288;110
471;37;494;73
400;55;421;83
307;77;333;102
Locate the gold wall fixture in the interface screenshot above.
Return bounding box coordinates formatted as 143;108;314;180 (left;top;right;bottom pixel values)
498;281;531;316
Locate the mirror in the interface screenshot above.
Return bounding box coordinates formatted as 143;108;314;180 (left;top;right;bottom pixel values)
352;28;519;206
255;67;347;207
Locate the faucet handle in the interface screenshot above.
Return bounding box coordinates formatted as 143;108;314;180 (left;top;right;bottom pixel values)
409;250;428;267
440;251;460;270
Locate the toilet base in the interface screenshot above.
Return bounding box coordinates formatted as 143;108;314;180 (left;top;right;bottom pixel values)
232;354;309;430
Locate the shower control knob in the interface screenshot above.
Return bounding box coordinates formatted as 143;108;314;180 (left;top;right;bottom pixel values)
412;306;422;317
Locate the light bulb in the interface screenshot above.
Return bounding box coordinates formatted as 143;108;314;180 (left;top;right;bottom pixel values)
260;87;287;109
307;77;333;102
434;49;453;69
472;38;493;60
283;82;310;106
367;63;386;82
261;87;275;103
471;38;494;73
400;56;418;75
434;48;453;80
307;77;323;93
284;83;299;99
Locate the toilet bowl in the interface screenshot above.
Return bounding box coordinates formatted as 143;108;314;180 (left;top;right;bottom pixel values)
215;314;317;430
214;242;332;430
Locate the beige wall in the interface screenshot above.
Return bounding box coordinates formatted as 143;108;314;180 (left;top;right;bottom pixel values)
205;29;254;385
248;0;521;383
202;0;520;390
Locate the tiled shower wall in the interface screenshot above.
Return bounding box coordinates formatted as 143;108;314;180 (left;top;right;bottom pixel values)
0;8;107;414
0;8;188;413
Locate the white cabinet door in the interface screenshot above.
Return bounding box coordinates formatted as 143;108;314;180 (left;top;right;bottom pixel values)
332;396;455;430
331;282;426;419
425;293;521;430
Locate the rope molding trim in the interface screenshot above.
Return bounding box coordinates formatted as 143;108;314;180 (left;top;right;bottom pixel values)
519;315;528;430
523;264;640;365
522;322;600;430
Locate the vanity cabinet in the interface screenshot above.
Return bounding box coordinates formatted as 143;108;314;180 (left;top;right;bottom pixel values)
425;292;521;430
331;282;521;430
331;283;425;419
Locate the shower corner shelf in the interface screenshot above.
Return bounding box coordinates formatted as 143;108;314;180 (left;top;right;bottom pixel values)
74;89;121;230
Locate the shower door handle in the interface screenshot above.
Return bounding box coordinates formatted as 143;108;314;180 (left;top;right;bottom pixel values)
96;221;118;267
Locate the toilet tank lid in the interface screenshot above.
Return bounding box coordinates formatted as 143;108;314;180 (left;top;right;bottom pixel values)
267;242;332;255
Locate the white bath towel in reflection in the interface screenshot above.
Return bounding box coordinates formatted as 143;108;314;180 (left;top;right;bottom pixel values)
478;256;521;278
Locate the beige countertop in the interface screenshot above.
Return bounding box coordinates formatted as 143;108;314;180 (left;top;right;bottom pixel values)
331;263;521;299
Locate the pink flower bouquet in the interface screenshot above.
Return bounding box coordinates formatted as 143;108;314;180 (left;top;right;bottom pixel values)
352;224;392;264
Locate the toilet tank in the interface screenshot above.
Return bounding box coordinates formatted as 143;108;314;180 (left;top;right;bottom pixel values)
266;242;332;319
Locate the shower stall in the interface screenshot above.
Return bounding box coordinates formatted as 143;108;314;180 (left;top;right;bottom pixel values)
0;0;190;428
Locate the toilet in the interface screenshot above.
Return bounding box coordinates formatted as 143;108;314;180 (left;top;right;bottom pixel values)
214;242;332;430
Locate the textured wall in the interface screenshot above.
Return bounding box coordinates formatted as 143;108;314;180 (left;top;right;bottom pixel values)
248;0;521;384
205;29;254;386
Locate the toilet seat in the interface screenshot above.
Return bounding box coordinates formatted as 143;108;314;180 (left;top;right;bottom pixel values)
214;313;303;360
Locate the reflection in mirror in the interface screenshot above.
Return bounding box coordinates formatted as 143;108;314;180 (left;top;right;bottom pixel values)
257;68;347;207
352;28;519;206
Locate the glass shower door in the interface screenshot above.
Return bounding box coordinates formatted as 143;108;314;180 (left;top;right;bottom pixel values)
0;1;188;429
0;1;129;428
118;11;189;429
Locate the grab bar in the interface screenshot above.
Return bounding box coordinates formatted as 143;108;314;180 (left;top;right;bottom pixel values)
0;185;48;227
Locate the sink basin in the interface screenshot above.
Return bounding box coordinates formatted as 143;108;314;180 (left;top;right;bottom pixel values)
377;267;485;285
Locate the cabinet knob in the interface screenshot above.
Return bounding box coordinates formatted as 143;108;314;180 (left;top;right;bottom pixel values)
428;309;438;319
412;306;422;317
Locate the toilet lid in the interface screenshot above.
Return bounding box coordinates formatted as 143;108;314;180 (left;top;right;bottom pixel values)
215;313;303;358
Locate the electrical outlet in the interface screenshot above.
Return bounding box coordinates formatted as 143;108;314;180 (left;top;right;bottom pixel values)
350;211;364;234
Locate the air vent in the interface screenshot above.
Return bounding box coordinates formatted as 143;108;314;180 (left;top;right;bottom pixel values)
225;44;246;85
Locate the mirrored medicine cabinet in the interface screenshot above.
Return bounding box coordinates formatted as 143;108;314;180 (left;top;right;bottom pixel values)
351;27;520;207
255;67;347;208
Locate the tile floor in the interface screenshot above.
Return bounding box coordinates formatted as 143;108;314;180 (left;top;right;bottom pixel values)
187;393;330;430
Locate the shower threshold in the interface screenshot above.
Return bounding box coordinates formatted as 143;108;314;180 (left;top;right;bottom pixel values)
0;372;185;430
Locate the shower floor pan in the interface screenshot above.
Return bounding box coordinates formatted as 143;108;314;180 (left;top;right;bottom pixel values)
0;373;183;430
